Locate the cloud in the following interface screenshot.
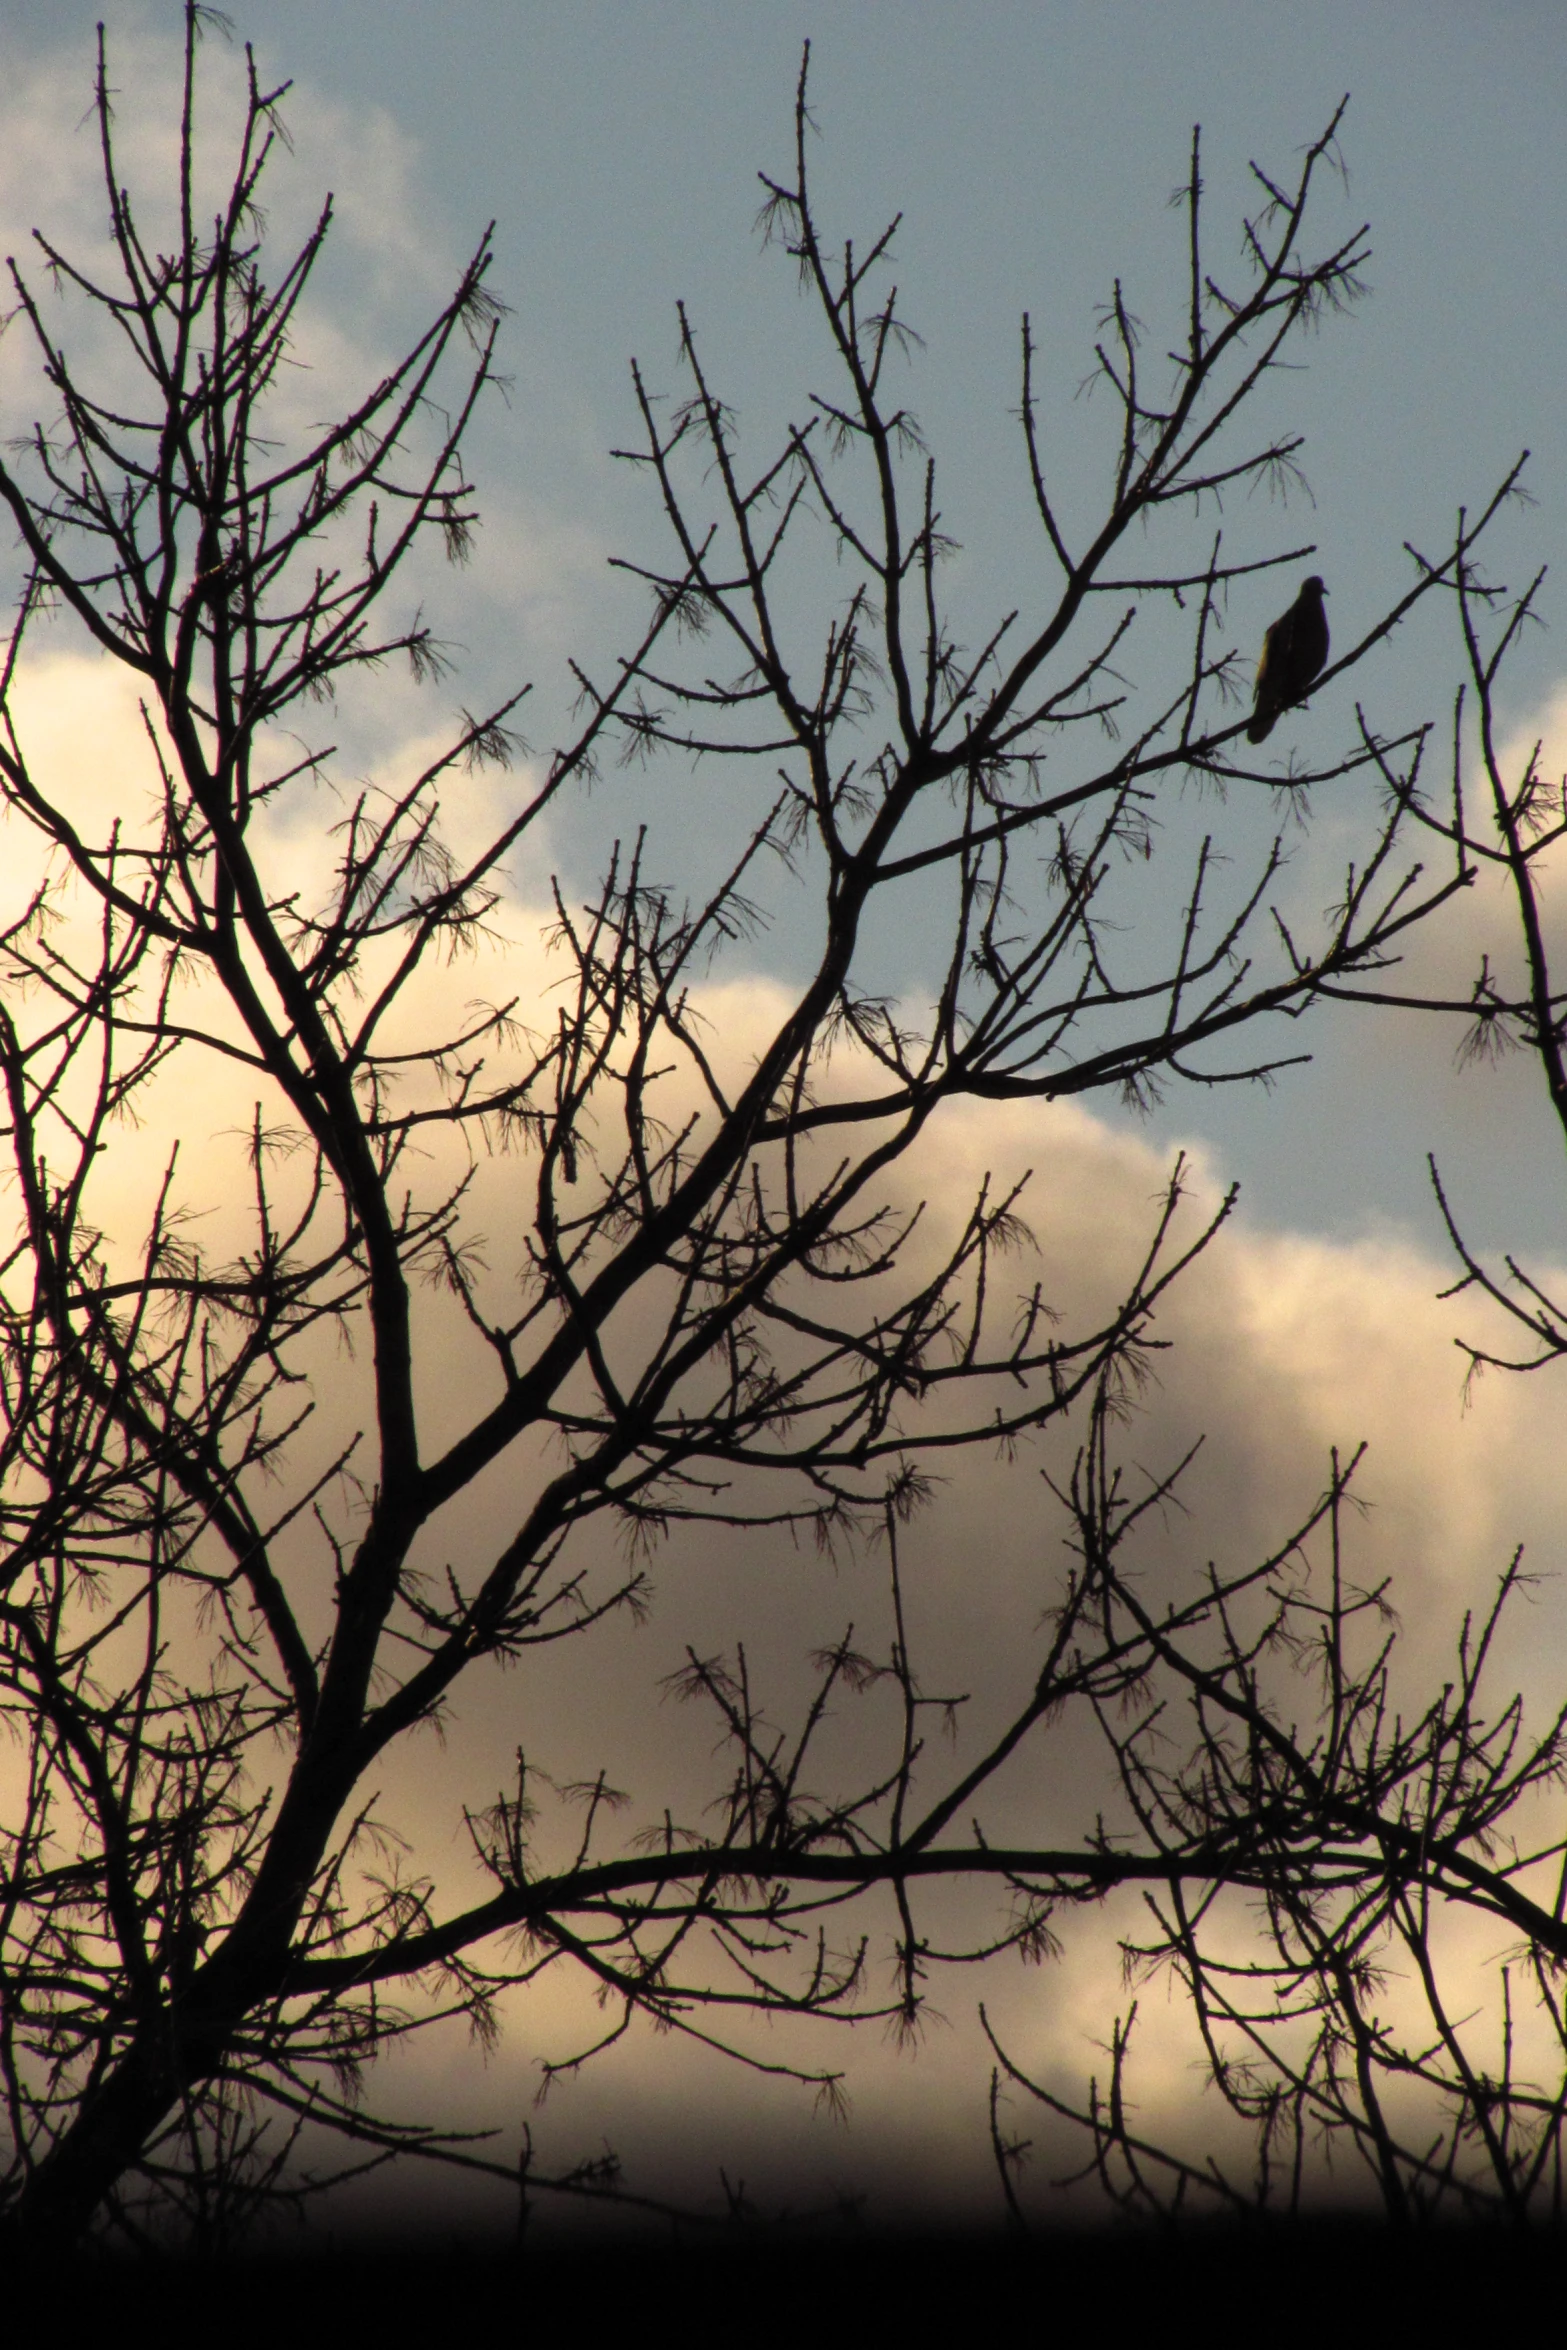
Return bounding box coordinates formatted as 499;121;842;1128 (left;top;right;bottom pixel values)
6;640;1567;2230
377;1023;1566;2233
0;11;520;676
0;11;454;322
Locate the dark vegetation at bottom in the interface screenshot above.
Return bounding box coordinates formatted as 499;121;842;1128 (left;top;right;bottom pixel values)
7;2222;1557;2342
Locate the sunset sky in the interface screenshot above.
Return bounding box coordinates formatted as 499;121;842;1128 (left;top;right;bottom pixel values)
3;0;1567;2236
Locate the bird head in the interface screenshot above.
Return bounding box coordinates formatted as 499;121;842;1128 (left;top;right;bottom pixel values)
1303;575;1327;597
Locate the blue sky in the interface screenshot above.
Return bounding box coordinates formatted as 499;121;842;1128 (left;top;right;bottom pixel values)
5;1;1567;1252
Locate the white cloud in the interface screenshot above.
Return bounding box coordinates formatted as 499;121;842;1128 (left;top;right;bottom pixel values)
8;614;1567;2232
0;11;512;672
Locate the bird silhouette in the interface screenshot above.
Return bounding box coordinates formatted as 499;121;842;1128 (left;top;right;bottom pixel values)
1247;575;1329;744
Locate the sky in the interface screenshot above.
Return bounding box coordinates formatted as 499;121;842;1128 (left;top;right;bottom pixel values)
6;0;1567;1247
3;0;1567;2240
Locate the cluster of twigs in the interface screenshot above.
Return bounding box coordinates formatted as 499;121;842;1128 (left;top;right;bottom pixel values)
985;1428;1567;2229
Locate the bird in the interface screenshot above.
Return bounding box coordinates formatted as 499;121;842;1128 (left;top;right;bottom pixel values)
1247;575;1329;744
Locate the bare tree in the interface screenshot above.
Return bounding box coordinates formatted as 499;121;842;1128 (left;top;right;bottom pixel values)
0;10;1556;2249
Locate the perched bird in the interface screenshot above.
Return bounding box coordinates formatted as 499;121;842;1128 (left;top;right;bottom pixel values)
1247;575;1329;744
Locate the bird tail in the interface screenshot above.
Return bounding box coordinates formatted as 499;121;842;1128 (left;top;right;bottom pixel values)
1246;711;1276;745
